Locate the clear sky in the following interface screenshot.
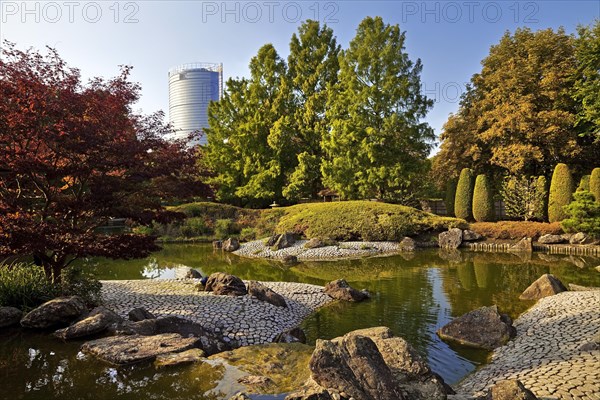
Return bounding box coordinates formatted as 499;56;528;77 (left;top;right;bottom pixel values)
1;1;598;149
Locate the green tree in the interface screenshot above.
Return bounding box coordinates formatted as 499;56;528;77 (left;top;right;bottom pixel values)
444;179;457;217
473;175;495;222
455;168;475;221
501;176;547;221
321;16;434;202
577;175;591;192
561;191;600;238
535;176;548;221
281;20;341;200
435;27;599;181
573;20;600;142
548;163;574;222
590;168;600;202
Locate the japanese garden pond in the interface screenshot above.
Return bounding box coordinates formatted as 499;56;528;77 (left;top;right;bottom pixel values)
1;244;599;400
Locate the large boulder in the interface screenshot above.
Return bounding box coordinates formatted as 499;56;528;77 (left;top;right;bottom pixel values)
272;232;296;250
509;237;533;253
519;274;567;301
324;279;370;302
128;307;156;322
205;272;247;296
0;306;22;328
21;296;87;329
223;238;240;252
399;237;417;252
287;327;449;400
54;307;122;340
154;348;205;368
538;234;565;244
81;333;199;365
570;232;595;245
247;281;287;308
437;305;516;350
185;268;203;279
439;228;463;249
462;230;483;242
485;379;538;400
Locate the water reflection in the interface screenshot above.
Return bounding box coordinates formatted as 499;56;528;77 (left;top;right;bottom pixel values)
1;245;597;399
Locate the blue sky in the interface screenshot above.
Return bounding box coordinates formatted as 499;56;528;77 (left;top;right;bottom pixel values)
1;1;598;150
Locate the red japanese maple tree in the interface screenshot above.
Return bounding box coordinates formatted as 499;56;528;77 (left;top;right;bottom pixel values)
0;42;204;282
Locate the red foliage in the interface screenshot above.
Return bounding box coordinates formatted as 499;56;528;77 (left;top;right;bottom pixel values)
0;42;209;282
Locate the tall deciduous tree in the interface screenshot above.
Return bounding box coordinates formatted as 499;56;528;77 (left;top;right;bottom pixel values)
322;17;433;202
0;43;198;282
574;20;600;142
281;20;341;201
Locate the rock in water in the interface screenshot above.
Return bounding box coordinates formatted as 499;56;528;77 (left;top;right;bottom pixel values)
399;237;417;252
275;327;307;344
223;238;240;252
21;296;87;329
204;272;247;296
81;333;199;365
287;326;449;400
538;234;564;244
439;228;463;249
54;307;122;340
0;307;22;328
437;305;516;350
570;232;593;245
272;232;296;250
509;237;533;253
282;255;298;264
212;240;223;249
128;307;156;322
462;230;483;241
154;348;205;368
247;281;287;308
324;279;370;302
519;274;567;300
486;379;538;400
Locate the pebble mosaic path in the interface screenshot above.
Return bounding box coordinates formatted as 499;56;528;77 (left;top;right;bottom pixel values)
234;239;401;260
101;279;332;347
456;291;600;400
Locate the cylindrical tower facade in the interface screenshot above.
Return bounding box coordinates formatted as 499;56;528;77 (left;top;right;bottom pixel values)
168;62;223;145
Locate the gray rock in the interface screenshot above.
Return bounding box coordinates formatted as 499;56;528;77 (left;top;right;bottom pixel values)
437;305;516;350
485;379;538;400
439;228;463;249
399;237;417;252
247;281;287;308
519;274;567;301
509;237;533;253
128;307;156;322
324;279;370;302
54;307;122;340
204;272;247;296
154;348;205;368
538;234;565;244
223;238;240;252
304;238;324;249
185;269;202;279
274;327;307;344
265;234;281;247
272;232;296;250
21;296;87;329
282;254;299;264
570;232;593;245
462;230;483;242
212;240;222;249
0;306;22;328
81;333;199;365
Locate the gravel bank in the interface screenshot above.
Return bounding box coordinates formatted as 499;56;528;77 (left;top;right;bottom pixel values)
101;279;332;347
234;239;401;260
456;291;600;399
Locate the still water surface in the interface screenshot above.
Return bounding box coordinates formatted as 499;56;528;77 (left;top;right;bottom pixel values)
1;244;599;399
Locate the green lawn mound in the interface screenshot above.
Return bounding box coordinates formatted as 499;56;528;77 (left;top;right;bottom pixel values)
274;201;466;242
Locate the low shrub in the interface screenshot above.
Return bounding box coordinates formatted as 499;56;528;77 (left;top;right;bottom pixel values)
239;227;257;241
214;218;238;238
577;175;591;192
470;221;563;240
0;262;58;310
179;217;211;238
561;191;600;238
60;265;102;307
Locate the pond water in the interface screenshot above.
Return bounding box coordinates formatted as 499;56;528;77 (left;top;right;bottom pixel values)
1;244;599;400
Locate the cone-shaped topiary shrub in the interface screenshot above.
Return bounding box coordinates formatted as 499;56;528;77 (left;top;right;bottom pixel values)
590;168;600;203
548;163;574;223
577;175;590;192
444;179;457;217
473;174;495;222
535;176;548;221
455;168;475;221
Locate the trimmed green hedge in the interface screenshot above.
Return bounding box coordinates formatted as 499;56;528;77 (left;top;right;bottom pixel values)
577;175;591;192
275;201;467;241
473;175;495;222
444;179;457;217
455;168;475;221
590;168;600;202
548;163;574;223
